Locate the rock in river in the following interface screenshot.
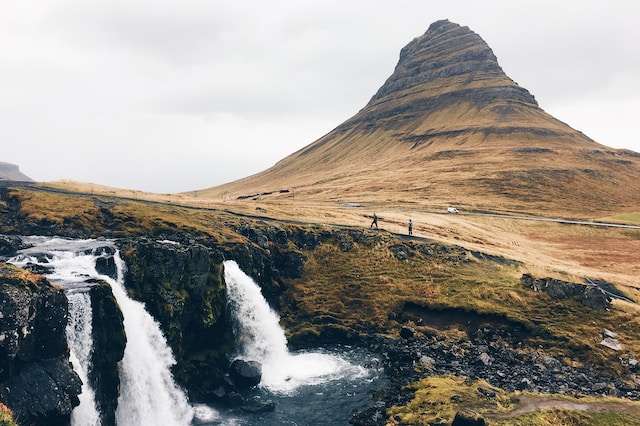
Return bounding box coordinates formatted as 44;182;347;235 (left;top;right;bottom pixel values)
229;359;262;390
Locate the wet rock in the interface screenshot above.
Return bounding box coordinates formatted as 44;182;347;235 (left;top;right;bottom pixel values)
21;262;54;275
452;409;486;426
0;263;81;425
0;235;25;257
229;359;262;390
240;398;275;414
95;256;117;279
117;237;231;401
89;281;126;426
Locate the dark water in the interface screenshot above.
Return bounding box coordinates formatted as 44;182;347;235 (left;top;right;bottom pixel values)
194;347;385;426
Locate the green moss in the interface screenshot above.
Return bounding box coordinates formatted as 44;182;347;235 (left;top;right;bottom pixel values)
387;376;640;426
0;403;16;426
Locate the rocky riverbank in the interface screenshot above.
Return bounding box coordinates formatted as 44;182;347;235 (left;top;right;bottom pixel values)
0;263;81;426
1;186;639;424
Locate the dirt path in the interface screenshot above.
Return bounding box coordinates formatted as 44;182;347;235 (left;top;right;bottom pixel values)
492;395;640;419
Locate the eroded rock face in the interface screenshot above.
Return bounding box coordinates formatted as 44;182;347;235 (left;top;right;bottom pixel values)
88;280;126;426
0;263;81;426
521;274;611;310
338;19;539;132
117;238;232;401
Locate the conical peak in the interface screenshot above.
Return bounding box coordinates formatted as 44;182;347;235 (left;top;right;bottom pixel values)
367;20;537;110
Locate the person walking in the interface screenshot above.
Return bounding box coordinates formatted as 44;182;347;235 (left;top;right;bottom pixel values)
370;213;379;229
408;219;413;236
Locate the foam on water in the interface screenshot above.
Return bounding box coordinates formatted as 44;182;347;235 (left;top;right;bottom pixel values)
10;237;195;426
224;260;367;394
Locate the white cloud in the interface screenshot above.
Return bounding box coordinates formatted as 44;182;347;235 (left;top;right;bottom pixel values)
2;0;639;191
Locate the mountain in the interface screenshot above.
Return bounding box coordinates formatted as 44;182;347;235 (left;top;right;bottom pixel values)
193;19;640;216
0;162;32;182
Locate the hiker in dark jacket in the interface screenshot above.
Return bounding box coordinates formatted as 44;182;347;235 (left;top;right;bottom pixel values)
408;219;413;236
370;213;379;229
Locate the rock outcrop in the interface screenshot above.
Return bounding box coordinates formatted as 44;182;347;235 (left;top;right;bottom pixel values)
88;280;126;426
0;263;81;426
0;163;32;182
117;238;232;401
356;19;537;127
521;274;611;310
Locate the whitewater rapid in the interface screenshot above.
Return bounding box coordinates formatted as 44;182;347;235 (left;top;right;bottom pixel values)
9;237;193;426
224;260;367;394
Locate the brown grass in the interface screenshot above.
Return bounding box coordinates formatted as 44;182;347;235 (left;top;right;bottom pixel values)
387;376;640;426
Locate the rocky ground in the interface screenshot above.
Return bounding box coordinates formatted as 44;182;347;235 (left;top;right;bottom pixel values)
0;262;81;426
1;185;640;424
351;327;640;425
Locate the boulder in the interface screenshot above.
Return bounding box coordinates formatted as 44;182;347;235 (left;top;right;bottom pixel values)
479;352;492;366
0;235;25;257
600;337;623;352
229;359;262;389
400;326;415;339
452;409;486;426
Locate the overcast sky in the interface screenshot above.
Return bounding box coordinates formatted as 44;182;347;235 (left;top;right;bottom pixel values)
3;1;639;192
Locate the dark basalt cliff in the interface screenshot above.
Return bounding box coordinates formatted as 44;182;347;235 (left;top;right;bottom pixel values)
0;263;81;426
88;281;126;426
117;238;232;401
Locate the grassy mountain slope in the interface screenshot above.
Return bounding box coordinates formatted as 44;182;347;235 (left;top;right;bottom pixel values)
192;20;640;217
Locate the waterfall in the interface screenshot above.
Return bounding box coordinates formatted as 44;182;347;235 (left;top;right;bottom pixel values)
67;292;101;426
224;260;366;394
109;252;193;426
9;237;193;426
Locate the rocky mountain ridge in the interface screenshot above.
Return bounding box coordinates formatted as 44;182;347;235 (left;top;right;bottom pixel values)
195;20;640;217
0;163;32;182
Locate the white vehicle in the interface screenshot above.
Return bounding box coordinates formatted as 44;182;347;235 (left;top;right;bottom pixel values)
447;207;460;214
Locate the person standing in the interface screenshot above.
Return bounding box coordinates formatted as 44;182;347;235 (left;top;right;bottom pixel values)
408;218;413;236
370;213;379;229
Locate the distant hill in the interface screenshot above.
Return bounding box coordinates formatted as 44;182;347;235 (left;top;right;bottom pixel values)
0;162;32;182
192;19;640;216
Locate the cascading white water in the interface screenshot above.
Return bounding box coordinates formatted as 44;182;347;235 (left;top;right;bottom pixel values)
110;252;193;426
9;237;194;426
224;260;367;394
67;292;101;426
